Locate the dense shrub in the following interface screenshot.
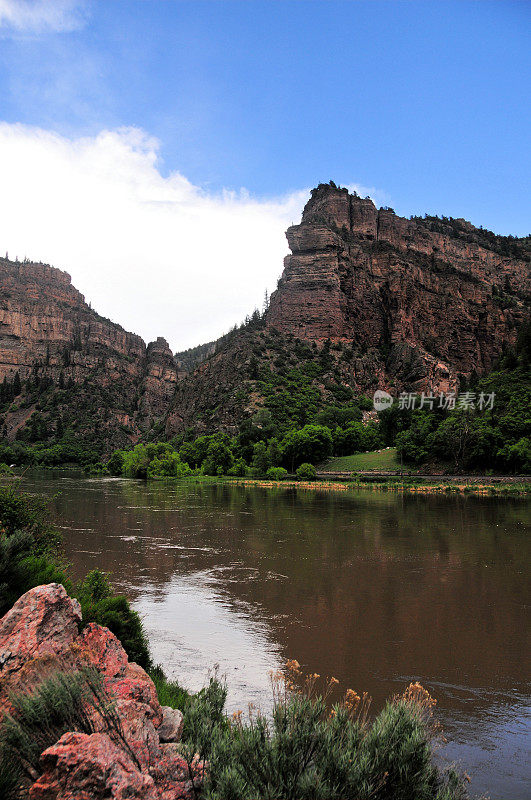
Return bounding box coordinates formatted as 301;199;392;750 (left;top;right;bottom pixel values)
0;530;69;616
227;458;248;477
148;451;192;478
296;463;317;481
281;425;333;471
107;449;124;476
266;467;288;481
179;666;470;800
0;485;58;548
333;421;382;456
203;440;234;476
251;441;271;476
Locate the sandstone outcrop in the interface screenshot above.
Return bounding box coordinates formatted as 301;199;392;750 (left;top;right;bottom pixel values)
166;184;529;433
0;257;178;447
0;584;201;799
2;184;529;443
139;337;180;421
29;732;160;800
267;183;530;390
0;259;144;384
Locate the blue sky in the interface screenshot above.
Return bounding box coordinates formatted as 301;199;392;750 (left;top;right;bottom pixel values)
0;0;529;348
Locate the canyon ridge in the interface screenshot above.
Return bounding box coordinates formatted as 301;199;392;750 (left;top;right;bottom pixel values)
1;183;529;449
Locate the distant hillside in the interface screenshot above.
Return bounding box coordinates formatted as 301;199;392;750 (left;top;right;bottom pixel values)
175;340;216;374
1;183;529;454
0;257;177;454
165;183;530;435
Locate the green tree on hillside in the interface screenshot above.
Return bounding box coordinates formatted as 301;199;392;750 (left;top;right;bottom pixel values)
281;424;333;471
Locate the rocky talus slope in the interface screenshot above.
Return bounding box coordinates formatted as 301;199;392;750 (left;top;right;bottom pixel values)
0;583;201;799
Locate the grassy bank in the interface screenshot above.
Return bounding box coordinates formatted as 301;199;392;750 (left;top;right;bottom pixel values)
224;476;529;496
322;447;403;471
153;474;531;496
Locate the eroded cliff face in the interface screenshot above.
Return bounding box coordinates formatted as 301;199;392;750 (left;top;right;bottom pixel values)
166;185;529;434
0;258;177;445
266;184;529;393
139;337;179;421
0;259;145;382
3;183;529;445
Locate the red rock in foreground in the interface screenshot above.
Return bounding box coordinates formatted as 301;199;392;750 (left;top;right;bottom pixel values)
29;731;159;800
0;583;200;800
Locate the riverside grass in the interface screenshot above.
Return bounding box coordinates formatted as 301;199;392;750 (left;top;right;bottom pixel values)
212;475;531;496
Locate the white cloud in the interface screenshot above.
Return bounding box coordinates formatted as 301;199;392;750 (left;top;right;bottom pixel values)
0;124;302;350
0;123;384;351
0;0;85;33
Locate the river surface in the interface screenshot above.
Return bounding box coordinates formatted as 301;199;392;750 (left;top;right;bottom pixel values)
20;472;530;800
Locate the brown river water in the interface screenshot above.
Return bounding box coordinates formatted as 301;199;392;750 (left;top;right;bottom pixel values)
20;472;530;800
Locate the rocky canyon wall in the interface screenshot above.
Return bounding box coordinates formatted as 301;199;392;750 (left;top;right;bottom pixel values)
0;257;177;439
266;183;530;391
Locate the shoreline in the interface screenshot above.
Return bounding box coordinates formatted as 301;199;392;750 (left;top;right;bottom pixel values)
229;477;530;496
9;467;530;496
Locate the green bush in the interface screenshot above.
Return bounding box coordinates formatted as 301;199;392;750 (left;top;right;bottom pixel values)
149;665;192;712
180;670;469;800
203;440;234;476
296;463;317;481
228;458;247;477
0;485;58;549
148;451;192;478
265;467;288;481
281;425;333;470
107;449;125;476
251;441;271;476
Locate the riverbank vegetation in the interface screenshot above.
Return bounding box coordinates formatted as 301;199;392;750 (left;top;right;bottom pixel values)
161;664;471;800
87;349;530;483
1;320;528;480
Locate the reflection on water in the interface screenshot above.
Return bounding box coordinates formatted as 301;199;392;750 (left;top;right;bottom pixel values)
20;472;530;800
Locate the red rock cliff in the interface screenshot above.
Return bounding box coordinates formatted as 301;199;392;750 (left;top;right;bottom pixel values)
266;183;530;390
0;257;178;445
